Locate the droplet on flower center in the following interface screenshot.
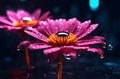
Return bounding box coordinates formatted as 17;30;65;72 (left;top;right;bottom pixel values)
13;17;38;27
22;17;32;22
56;32;69;37
48;32;77;46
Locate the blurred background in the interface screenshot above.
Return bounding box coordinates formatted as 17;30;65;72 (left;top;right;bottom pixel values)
0;0;120;79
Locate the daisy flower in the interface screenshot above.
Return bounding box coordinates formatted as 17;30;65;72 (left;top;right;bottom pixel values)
0;8;50;31
18;18;106;60
0;9;50;78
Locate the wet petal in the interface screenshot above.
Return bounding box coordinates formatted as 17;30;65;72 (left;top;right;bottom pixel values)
62;49;76;58
28;44;51;50
87;47;104;57
17;41;30;49
44;47;61;55
6;10;18;22
67;18;81;33
73;46;90;50
48;52;59;61
77;23;98;39
77;36;106;46
38;21;53;36
24;27;48;42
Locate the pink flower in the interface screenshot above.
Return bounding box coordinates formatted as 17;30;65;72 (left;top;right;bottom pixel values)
0;9;50;31
18;18;106;60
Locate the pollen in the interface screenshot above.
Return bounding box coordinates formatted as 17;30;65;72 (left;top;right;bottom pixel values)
47;32;77;46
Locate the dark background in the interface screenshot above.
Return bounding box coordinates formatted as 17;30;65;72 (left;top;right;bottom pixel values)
0;0;120;79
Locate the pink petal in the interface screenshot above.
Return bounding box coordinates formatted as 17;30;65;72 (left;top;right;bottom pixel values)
0;25;21;30
77;24;98;40
0;16;13;25
73;46;90;50
0;25;4;28
77;40;106;46
32;9;41;19
6;10;18;22
17;41;30;49
75;20;91;37
39;11;50;20
24;27;48;42
38;21;54;36
67;18;81;33
17;9;30;19
44;47;61;55
28;44;51;50
62;49;76;58
48;52;59;61
87;47;104;57
5;26;22;30
77;36;106;46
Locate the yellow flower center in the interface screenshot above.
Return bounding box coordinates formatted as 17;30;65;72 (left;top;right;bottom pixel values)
48;32;77;46
13;17;38;27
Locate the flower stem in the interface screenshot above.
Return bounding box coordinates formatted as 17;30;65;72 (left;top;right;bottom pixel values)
57;53;63;79
22;35;31;79
25;46;31;78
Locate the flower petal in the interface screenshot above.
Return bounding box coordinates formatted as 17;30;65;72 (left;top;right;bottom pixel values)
77;23;98;39
77;36;106;46
6;10;18;22
73;46;104;57
0;25;21;30
28;44;51;50
0;16;13;25
62;48;76;58
32;9;41;19
24;27;48;42
48;52;59;61
44;47;61;55
39;11;50;20
87;47;104;57
17;9;30;19
38;21;53;36
67;18;81;33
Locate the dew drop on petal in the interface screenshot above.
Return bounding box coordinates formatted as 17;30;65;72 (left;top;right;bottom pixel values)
100;56;104;59
103;45;107;48
65;57;71;60
65;55;72;60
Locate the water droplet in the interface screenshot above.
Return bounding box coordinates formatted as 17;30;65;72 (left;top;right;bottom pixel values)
78;54;81;57
65;55;72;60
100;56;104;59
22;17;32;22
17;48;20;51
103;45;107;48
107;44;113;51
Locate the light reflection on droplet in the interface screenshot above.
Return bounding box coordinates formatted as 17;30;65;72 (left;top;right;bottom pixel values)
107;44;113;51
65;55;71;60
100;56;104;59
17;48;20;51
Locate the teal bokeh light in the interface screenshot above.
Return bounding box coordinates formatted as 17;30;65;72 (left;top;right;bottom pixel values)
89;0;99;11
